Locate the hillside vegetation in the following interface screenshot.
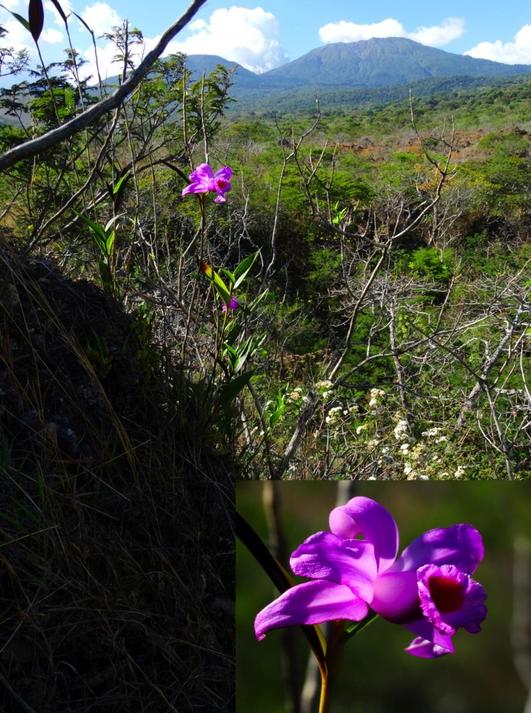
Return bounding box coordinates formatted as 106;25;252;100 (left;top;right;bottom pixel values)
0;41;529;482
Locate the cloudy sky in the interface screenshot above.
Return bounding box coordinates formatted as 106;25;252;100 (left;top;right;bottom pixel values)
0;0;530;81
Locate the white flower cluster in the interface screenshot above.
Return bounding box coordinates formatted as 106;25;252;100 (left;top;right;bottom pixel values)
287;387;303;403
326;405;350;426
368;388;385;410
421;427;448;444
393;419;409;442
454;465;467;478
316;379;334;399
401;442;429;479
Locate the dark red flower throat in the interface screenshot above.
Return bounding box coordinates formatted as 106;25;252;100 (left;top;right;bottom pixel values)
428;575;465;613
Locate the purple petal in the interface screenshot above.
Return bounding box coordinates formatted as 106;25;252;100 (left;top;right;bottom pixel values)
404;620;455;658
254;580;369;641
213;193;227;204
329;497;399;572
370;570;420;622
417;563;487;634
290;532;377;601
389;524;484;575
404;618;455;657
214;166;233;181
222;296;239;312
189;163;214;181
182;182;209;196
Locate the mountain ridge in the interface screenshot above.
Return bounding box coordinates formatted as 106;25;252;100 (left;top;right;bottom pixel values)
184;37;531;93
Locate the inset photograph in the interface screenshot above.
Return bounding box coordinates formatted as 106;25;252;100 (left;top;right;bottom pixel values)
237;482;531;713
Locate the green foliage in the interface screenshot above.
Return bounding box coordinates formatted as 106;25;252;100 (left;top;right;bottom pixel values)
79;214;119;295
0;31;529;483
264;387;287;428
84;333;113;379
306;247;342;288
406;247;455;282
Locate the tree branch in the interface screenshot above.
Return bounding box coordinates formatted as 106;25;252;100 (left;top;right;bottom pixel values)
0;0;207;171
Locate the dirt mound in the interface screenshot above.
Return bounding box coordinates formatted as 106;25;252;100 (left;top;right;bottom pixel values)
0;246;234;712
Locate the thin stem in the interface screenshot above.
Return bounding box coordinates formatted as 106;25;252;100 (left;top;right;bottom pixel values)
318;614;378;713
198;193;206;264
318;670;328;713
180;193;206;366
319;622;346;713
344;611;379;639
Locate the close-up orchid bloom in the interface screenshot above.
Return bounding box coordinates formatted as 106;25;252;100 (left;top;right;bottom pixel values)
254;496;487;658
182;163;233;203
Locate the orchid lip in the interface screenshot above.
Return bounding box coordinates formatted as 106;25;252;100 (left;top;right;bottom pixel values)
428;575;465;613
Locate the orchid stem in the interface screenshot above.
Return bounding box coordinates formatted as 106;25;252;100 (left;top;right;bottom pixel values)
345;611;379;639
318;622;346;713
198;193;206;265
318;614;378;713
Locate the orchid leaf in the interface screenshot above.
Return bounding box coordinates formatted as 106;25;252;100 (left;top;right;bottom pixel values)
48;0;68;24
201;262;231;303
235;511;327;674
220;267;235;284
233;250;259;289
219;370;254;407
0;6;31;31
28;0;44;41
112;171;130;199
104;214;121;233
79;214;107;248
344;611;379;637
105;231;115;255
248;289;268;311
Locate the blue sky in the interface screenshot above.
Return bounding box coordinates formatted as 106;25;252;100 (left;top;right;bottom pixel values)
1;0;530;80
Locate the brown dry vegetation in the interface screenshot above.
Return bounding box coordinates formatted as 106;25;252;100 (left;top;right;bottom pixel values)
0;246;234;712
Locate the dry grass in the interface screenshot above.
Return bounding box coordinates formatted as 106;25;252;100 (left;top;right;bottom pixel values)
0;245;234;712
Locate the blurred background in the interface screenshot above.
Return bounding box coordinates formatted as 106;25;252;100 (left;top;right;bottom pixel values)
237;482;531;713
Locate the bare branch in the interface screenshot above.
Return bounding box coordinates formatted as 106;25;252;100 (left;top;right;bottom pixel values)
0;0;207;171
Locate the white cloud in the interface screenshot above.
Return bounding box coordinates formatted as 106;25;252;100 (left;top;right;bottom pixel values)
79;40;128;81
319;19;404;44
408;18;465;47
1;0;21;10
81;1;121;36
78;5;288;83
41;28;64;44
319;16;465;48
167;6;287;73
0;17;33;53
465;25;531;64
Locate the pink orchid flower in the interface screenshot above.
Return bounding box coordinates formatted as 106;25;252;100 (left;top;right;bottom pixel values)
182;163;233;204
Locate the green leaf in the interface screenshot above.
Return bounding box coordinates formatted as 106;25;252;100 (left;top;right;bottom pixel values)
201;262;231;303
81;219;107;251
112;171;130;198
233;250;259;289
0;6;31;31
248;289;268;311
105;230;115;255
220;267;235;285
219;370;254;406
28;0;44;41
344;611;379;637
104;215;121;233
48;0;67;23
222;342;238;359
